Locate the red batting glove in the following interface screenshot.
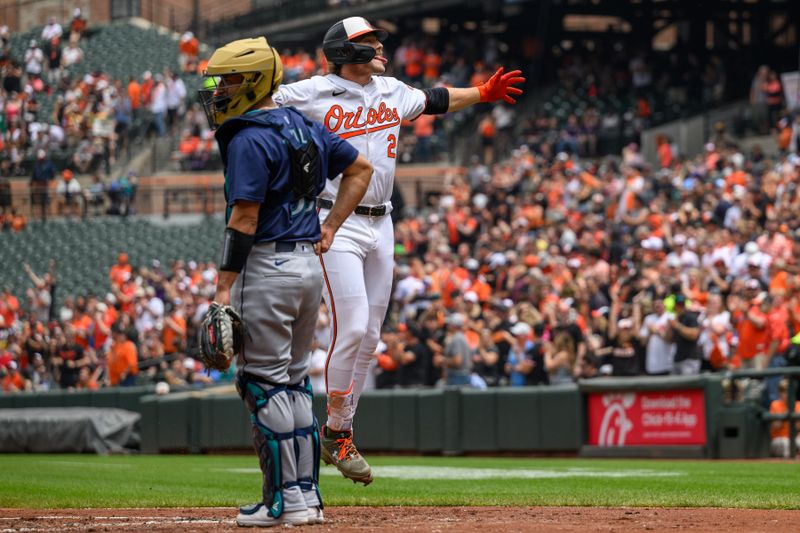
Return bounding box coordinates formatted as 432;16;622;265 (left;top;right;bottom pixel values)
477;67;525;104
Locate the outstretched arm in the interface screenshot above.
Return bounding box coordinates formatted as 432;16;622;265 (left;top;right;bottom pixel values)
446;68;525;112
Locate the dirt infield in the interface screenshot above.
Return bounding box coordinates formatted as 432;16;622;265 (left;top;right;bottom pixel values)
1;506;798;532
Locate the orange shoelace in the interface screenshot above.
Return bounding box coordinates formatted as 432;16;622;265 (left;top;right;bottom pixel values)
336;434;358;461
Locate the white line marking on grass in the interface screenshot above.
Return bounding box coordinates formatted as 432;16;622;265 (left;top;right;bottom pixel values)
2;517;234;531
223;466;684;480
38;460;134;469
220;468;262;474
358;466;685;480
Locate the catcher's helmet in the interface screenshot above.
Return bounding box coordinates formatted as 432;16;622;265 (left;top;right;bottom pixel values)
322;17;388;65
199;37;283;129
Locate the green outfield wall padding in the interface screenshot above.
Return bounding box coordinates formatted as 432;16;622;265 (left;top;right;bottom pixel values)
117;387;156;414
353;389;393;450
716;405;770;459
538;385;582;450
578;376;706;392
703;376;725;458
460;389;498;451
4;376;777;456
389;390;418;450
417;389;445;452
58;392;90;407
496;388;541;450
35;392;72;408
139;396;160;454
199;395;250;449
154;392;197;451
443;388;462;454
88;389;120;410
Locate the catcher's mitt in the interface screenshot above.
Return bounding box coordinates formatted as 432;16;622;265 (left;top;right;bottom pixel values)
198;303;246;372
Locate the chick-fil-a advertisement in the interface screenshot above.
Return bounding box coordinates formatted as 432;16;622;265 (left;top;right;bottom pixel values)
587;389;706;446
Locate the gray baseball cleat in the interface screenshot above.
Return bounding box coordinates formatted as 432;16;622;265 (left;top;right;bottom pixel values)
236;503;308;527
307;506;324;524
320;426;373;485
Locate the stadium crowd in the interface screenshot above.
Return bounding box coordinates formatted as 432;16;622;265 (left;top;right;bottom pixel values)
0;253;232;393
3;114;800;398
2;16;800;457
378;127;800;396
0;13;188;182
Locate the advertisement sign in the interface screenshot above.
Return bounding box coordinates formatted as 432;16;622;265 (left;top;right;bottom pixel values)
587;389;706;446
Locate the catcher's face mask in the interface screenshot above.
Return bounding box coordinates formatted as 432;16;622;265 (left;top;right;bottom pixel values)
199;73;252;130
199;36;283;129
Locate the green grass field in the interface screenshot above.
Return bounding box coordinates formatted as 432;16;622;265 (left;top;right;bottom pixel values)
1;454;798;509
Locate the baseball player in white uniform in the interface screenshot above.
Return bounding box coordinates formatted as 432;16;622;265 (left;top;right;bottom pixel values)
273;16;524;484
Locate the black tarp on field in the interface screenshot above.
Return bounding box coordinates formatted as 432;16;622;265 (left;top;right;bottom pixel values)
0;408;140;453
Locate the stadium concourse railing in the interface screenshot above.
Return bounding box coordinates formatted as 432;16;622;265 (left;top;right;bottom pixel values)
0;370;797;458
2;165;458;220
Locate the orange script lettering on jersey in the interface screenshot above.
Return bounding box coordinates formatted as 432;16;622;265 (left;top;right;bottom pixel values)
324;102;400;133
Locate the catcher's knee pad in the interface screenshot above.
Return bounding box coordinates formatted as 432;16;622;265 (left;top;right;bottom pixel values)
289;377;322;508
237;373;299;518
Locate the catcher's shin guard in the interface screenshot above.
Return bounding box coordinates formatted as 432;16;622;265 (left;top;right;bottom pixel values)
236;372;307;516
289;377;323;509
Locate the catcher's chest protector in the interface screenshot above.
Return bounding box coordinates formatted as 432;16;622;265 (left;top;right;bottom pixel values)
276;121;322;202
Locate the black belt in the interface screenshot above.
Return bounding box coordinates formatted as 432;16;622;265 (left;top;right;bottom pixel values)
275;241;297;252
317;198;388;217
260;241;300;252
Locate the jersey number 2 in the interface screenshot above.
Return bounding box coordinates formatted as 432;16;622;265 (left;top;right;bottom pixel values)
387;134;397;159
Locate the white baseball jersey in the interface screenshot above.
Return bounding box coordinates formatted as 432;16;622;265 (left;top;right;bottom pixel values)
274;74;427;206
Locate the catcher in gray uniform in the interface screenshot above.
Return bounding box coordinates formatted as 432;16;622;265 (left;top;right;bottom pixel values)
198;37;371;528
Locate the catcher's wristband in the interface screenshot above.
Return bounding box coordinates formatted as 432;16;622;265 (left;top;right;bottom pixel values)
220;227;254;273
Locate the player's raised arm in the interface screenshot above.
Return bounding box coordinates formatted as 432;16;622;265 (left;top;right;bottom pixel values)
429;67;525;113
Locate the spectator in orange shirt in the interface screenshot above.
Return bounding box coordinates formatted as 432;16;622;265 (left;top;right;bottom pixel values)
140;71;154;107
109;252;132;288
0;287;20;329
108;326;138;386
76;366;100;390
163;301;187;355
769;379;800;458
69;8;87;44
10;209;26;233
1;361;26;392
92;301;116;352
404;44;423;82
478;114;496;165
463;259;491;303
656;134;673;168
128;76;142;112
735;294;775;370
413;113;435;162
777;118;793;153
178;31;199;73
422;48;441;84
70;303;93;350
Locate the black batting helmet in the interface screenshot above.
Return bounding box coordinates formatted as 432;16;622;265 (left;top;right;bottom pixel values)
322;16;388;65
